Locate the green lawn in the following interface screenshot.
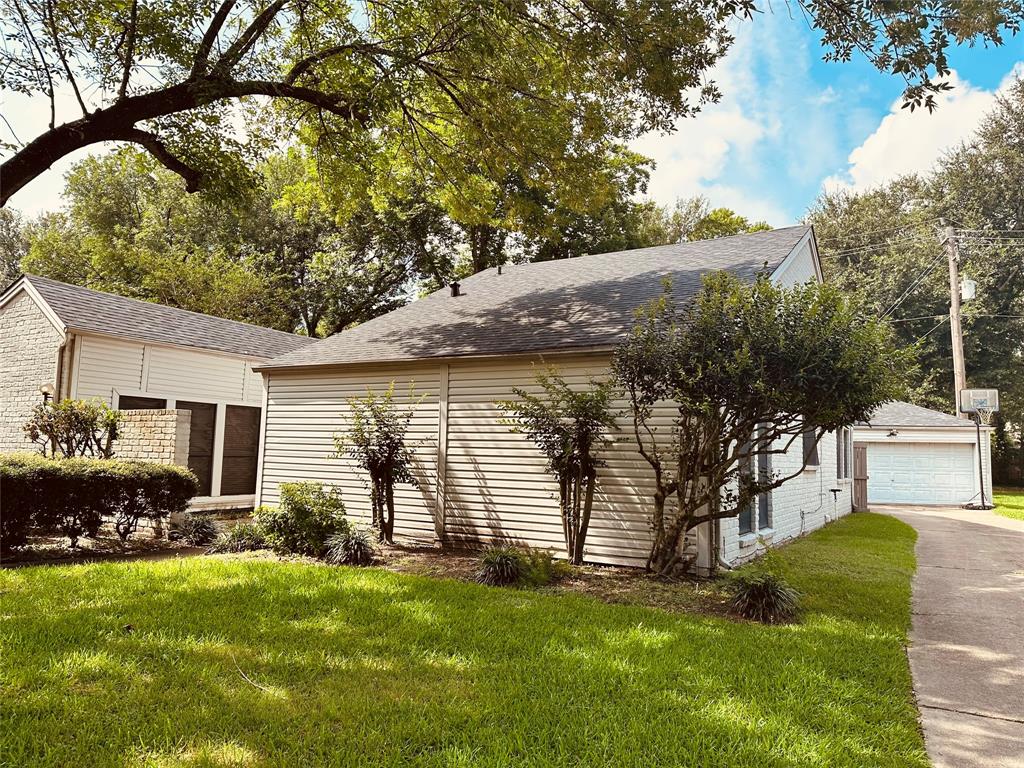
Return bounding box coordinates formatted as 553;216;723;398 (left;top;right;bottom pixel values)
0;513;927;767
993;487;1024;521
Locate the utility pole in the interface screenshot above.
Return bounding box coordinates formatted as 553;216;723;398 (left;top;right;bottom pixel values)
942;220;968;418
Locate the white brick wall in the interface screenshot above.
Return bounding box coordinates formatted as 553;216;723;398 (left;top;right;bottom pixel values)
0;291;63;453
116;409;191;466
721;429;854;565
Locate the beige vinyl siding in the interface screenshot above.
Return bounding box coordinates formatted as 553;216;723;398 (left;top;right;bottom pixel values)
74;336;145;403
73;333;263;406
258;354;682;568
260;365;440;542
147;346;248;403
773;240;818;287
445;354;659;567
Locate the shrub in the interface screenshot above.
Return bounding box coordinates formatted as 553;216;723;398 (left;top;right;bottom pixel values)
727;572;801;624
0;453;199;550
476;546;528;586
521;549;573;587
22;398;121;458
207;521;268;553
324;527;377;566
113;462;199;541
175;511;218;546
253;482;347;556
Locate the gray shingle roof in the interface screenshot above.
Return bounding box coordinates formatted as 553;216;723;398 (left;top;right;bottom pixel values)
21;274;314;359
858;400;976;429
257;226;812;370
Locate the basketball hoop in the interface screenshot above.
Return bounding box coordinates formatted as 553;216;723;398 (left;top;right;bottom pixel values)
973;407;994;427
959;388;998;511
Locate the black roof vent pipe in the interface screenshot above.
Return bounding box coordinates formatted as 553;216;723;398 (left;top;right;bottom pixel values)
497;265;503;275
450;281;461;297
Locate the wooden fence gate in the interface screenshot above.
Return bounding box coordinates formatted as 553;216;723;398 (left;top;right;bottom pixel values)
853;443;869;511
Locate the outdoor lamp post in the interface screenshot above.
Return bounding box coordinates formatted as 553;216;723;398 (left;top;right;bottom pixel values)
38;382;56;403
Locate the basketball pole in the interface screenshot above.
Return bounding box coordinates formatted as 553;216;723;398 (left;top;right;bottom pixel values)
941;221;968;418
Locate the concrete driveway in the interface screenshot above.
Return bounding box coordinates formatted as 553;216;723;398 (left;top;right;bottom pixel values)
878;505;1024;768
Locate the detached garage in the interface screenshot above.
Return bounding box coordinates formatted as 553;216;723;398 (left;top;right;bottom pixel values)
853;401;993;507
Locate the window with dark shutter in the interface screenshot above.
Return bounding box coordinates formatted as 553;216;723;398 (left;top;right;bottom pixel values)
803;427;819;467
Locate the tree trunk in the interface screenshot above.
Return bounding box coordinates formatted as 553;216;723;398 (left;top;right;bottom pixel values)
573;469;597;565
383;474;396;545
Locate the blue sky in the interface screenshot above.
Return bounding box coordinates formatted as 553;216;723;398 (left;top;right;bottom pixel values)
632;10;1024;226
4;10;1023;224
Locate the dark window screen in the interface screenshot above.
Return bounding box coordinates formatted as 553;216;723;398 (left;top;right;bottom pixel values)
177;401;216;496
118;395;167;410
221;405;261;496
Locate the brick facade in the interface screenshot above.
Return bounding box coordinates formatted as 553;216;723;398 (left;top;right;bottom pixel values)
721;430;853;564
115;409;191;466
0;291;63;453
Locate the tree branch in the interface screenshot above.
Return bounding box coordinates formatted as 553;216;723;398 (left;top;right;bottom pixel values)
117;0;138;99
119;128;203;191
191;0;237;77
213;0;287;75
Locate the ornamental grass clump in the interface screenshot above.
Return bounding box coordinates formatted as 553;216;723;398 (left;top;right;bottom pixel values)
324;528;377;566
475;546;528;586
728;572;801;624
207;521;268;553
175;511;218;546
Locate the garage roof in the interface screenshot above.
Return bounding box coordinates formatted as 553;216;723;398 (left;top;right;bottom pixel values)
257;225;813;370
4;274;315;359
859;400;976;429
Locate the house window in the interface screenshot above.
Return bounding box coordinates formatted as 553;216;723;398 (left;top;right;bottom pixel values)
738;437;754;534
757;447;771;530
803;427;819;468
740;427;772;534
836;427;853;479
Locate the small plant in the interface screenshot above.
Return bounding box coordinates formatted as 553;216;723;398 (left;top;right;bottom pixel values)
253;482;348;556
324;527;377;566
727;572;801;624
521;549;573;587
175;511;218;546
207;521;268;553
475;545;528;586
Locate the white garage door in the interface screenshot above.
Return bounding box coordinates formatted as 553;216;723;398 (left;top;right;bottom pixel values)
867;442;977;505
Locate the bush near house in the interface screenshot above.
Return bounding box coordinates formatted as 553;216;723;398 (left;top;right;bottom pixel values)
252;482;348;557
0;453;198;550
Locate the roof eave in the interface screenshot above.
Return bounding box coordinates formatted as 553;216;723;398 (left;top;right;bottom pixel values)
253;343;620;374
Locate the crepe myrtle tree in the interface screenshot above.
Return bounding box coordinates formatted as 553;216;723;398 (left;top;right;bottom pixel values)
612;272;912;577
498;367;619;565
332;383;422;545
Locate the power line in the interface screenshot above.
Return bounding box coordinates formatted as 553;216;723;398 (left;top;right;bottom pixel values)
881;250;946;318
915;317;948;342
816;218;942;244
827;234;931;259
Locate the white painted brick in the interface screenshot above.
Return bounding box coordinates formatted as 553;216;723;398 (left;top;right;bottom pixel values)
0;292;62;452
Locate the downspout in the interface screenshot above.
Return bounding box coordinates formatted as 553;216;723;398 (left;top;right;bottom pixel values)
713;517;733;572
53;332;70;399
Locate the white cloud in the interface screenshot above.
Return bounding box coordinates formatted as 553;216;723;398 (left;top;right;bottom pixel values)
824;64;1024;193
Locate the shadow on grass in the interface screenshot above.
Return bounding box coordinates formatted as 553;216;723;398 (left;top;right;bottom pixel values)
0;514;928;767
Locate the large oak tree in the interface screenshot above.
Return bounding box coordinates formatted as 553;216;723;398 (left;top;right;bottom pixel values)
2;0;1022;208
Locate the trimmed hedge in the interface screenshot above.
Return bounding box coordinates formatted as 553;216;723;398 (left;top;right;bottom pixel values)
0;453;199;551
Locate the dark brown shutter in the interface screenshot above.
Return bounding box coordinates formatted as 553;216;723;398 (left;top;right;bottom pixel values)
221;405;261;496
177;401;216;496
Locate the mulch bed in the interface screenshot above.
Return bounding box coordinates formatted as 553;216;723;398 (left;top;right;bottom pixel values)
215;543;733;616
1;525;199;568
5;525;733;615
